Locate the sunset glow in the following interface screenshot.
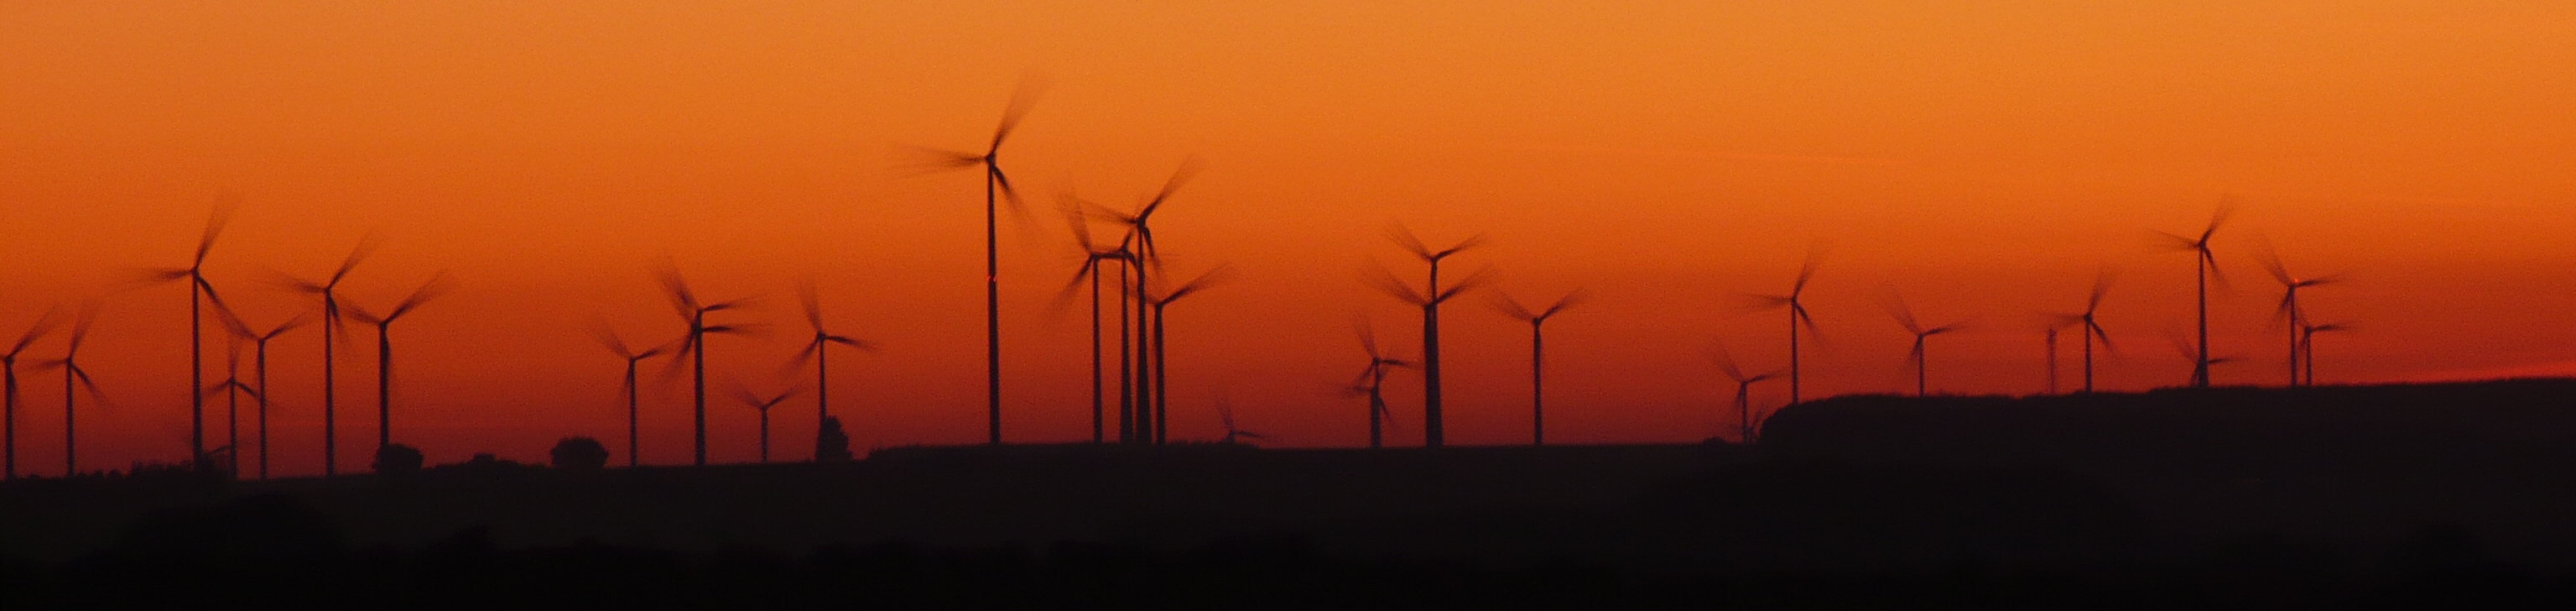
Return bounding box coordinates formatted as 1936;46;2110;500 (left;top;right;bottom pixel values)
4;2;2573;475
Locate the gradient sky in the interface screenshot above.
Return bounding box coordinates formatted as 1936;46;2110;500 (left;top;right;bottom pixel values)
4;2;2573;475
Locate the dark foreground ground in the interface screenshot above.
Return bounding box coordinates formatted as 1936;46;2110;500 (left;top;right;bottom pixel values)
12;379;2576;608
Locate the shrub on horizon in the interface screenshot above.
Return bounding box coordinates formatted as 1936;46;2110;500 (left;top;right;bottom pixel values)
373;443;424;476
551;436;611;470
815;416;853;462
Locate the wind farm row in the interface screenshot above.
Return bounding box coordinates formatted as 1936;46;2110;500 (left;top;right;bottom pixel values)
0;97;2361;482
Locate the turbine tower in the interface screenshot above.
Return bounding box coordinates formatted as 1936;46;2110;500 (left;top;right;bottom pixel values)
922;80;1041;446
2155;205;2232;388
143;206;232;469
655;265;753;467
285;234;379;477
592;325;670;467
348;273;452;452
787;283;874;458
3;308;62;480
1751;248;1826;405
1370;227;1486;448
1886;295;1967;398
1492;289;1585;446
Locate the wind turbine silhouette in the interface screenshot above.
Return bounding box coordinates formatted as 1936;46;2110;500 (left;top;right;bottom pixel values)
1347;318;1413;449
728;383;804;464
786;282;875;458
142;206;232;468
1215;396;1266;445
1492;289;1585;446
222;311;308;480
592;325;671;467
1095;162;1200;446
1055;194;1136;444
1751;248;1826;405
348;273;453;452
34;304;102;476
2167;332;2240;388
2050;270;2118;394
284;234;378;476
2256;241;2342;387
2301;321;2355;387
208;337;258;477
1708;341;1780;444
1371;226;1486;448
921;81;1041;446
3;307;62;480
1147;265;1234;446
2156;204;2233;389
656;265;755;467
1886;294;1967;398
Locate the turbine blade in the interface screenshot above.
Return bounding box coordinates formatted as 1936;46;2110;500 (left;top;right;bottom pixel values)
1139;159;1203;217
1882;292;1922;336
2203;199;2237;243
590;321;636;359
2088;268;2117;311
1489;291;1536;321
2252;235;2292;286
824;336;876;351
1384;224;1434;258
387;271;455;319
798;280;825;332
1361;263;1429;306
1354;315;1382;358
1540;288;1590;319
1793;246;1827;294
330;232;384;285
195;202;236;266
780;342;820;375
9;306;65;356
654;261;700;318
989;73;1049;152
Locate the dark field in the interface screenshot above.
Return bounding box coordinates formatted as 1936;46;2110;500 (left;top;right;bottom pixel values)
12;379;2576;608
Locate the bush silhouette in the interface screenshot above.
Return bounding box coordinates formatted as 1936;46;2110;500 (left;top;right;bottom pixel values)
815;416;853;462
551;436;611;470
372;443;424;475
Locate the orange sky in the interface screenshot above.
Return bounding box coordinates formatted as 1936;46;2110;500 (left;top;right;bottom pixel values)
3;2;2573;475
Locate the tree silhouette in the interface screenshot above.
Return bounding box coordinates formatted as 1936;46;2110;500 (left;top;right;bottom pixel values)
550;436;609;470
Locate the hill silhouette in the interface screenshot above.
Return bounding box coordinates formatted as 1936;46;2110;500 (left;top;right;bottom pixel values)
10;379;2576;606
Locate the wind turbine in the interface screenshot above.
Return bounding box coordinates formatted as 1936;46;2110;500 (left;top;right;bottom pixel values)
1347;318;1413;449
728;383;804;464
1492;289;1586;446
921;81;1041;446
284;234;379;476
2256;242;2342;387
1886;295;1968;398
1751;248;1826;405
2301;321;2355;387
346;272;453;452
2167;332;2240;388
656;265;755;467
592;325;671;467
1708;341;1780;443
208;337;256;477
1054;195;1135;444
2155;205;2233;389
1147;265;1234;446
141;206;232;467
2050;270;2118;394
222;313;308;480
1371;226;1486;448
3;307;62;480
34;304;102;476
1215;397;1266;446
786;282;875;458
1095;162;1200;446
